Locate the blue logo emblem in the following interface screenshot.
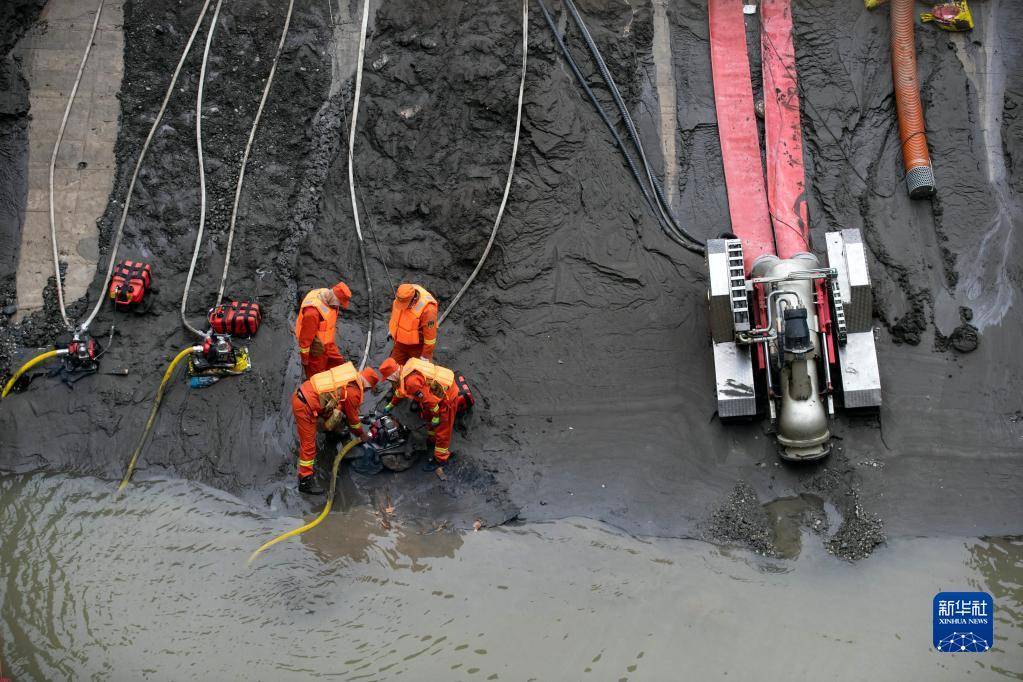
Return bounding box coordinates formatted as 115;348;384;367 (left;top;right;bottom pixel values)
933;592;993;652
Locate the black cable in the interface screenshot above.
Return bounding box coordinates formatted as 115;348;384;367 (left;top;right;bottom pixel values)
536;0;692;251
562;0;705;252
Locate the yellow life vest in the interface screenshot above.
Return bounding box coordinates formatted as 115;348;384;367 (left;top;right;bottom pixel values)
310;362;360;403
294;288;338;346
388;285;437;345
399;357;455;398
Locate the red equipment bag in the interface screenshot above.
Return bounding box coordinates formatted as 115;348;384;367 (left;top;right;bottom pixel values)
455;373;475;411
108;260;152;309
208;300;262;338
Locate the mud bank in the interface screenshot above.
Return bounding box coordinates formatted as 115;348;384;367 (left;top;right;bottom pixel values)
0;1;47;382
0;0;1021;554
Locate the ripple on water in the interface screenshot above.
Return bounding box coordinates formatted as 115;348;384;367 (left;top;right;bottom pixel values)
0;472;1020;681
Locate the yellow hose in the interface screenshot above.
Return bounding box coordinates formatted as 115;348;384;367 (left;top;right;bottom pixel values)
2;349;66;399
118;346;198;492
248;439;360;565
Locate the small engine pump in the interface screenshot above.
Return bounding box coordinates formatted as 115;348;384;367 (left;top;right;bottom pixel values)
188;334;252;384
200;334;236;369
349;414;413;475
63;333;100;372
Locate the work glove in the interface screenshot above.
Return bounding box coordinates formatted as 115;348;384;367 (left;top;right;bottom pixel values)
309;338;325;357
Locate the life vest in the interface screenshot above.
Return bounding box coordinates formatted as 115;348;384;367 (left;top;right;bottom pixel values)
294;288;338;346
399;357;455;400
388;285;437;345
310;362;361;406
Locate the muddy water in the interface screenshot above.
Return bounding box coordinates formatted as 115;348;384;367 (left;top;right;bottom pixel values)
1;473;1020;680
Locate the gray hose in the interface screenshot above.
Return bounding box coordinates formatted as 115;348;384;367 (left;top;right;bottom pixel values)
181;0;224;338
347;0;375;371
216;0;296;305
536;0;690;251
49;0;105;330
438;0;529;326
81;0;214;333
562;0;704;252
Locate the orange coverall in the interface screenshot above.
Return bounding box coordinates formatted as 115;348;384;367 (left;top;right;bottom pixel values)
389;371;472;462
296;306;345;379
389;297;438;363
291;379;365;478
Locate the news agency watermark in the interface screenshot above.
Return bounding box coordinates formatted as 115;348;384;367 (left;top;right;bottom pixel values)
933;591;994;653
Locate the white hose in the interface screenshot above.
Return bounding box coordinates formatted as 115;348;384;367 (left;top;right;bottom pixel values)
48;0;105;330
348;0;374;371
438;0;528;326
181;0;224;338
215;0;296;305
80;0;213;333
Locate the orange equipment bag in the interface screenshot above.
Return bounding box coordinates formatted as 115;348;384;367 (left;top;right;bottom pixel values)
108;260;152;310
208;300;262;338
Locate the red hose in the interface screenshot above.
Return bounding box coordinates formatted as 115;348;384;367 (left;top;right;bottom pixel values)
891;0;936;198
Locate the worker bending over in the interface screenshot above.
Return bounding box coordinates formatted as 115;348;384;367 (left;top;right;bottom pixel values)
295;281;351;379
291;362;380;494
388;283;438;363
379;357;474;470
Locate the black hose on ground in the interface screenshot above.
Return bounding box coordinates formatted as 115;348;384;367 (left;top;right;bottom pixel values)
536;0;690;251
561;0;705;253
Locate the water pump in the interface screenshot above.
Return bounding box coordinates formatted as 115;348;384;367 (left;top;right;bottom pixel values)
706;229;882;460
64;332;100;372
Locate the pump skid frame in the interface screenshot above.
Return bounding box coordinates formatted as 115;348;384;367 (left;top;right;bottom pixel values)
705;229;882;458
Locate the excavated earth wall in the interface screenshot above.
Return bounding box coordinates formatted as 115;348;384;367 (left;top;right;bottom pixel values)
0;0;1020;556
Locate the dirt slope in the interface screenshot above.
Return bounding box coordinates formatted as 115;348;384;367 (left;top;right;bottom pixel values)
0;0;1020;552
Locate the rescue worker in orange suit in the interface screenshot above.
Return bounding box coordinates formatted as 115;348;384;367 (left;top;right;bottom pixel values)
295;282;352;380
388;283;438;363
291;362;380;494
378;357;474;470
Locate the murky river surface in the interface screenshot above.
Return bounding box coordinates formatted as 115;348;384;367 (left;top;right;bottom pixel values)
1;473;1020;681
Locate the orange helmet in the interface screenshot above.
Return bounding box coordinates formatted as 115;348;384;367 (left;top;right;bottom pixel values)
359;367;380;389
403;372;427;395
379;358;401;381
332;281;352;309
395;283;417;301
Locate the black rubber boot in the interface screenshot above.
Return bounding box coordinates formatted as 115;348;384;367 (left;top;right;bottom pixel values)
421;453;454;472
298;474;325;495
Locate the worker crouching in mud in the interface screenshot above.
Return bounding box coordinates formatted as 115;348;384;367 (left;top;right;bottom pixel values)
295;281;352;380
378;357;474;471
292;362;381;495
388;283;438;363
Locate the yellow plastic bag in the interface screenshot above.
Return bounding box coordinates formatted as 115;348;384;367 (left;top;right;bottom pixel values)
921;2;974;31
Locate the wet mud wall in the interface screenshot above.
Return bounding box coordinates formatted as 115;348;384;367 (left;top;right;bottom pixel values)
0;1;48;379
0;0;335;495
0;0;1020;550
